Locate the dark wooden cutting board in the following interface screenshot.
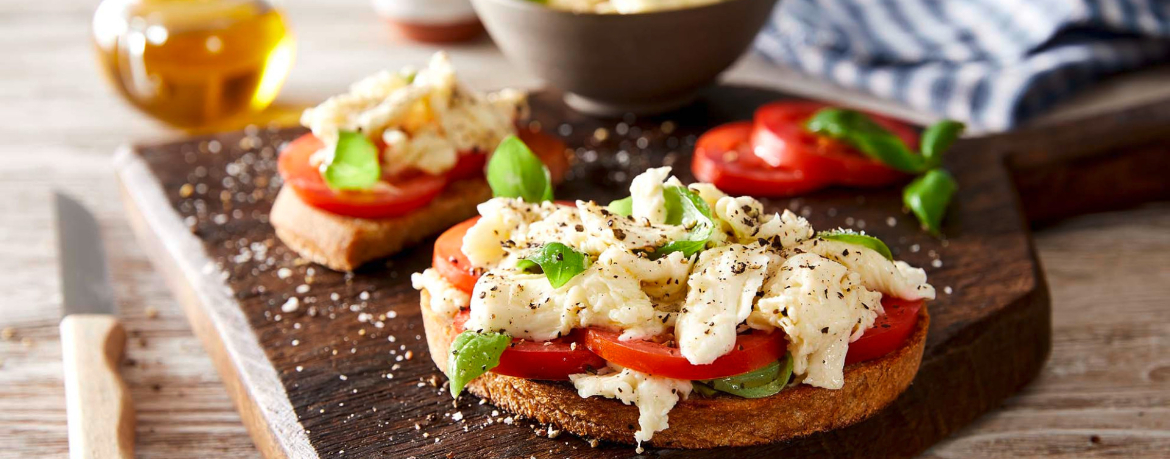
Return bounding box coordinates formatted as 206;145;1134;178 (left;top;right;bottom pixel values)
115;86;1170;458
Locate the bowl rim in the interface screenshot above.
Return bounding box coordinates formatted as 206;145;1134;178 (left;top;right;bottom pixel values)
472;0;763;18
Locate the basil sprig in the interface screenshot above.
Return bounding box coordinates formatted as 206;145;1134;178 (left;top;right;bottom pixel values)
903;169;957;235
607;196;633;216
806;109;926;173
805;108;965;236
819;230;893;261
654;186;714;258
448;330;511;398
322;130;381;190
920;120;964;168
487;135;553;203
694;354;793;399
516;242;592;288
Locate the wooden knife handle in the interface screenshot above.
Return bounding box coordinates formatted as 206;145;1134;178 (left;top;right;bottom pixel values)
60;314;135;459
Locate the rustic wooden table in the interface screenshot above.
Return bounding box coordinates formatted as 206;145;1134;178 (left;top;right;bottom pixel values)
2;1;1167;458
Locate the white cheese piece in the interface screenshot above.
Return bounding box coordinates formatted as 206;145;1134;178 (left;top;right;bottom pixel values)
569;367;692;446
464;271;576;341
462;198;559;268
801;239;936;301
599;248;692;304
577;201;685;252
411;268;470;316
749;253;882;389
629;167;672;224
675;244;771;365
524;206;608;257
714;196;813;247
566;251;669;340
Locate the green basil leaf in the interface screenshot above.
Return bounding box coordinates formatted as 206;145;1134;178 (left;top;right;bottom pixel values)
818;230;894;261
921;120;965;168
699;353;793;399
518;242;592;288
903;169;958;235
401;70;417;84
805;108;926;173
322;130;381;190
447;330;511;398
607;196;633;217
486;135;553;203
691;381;719;397
654;186;714;258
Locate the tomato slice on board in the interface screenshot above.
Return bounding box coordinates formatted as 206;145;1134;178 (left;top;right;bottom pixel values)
845;297;923;365
583;328;786;380
453;311;606;380
433;217;481;294
278;134;448;219
692;122;831;198
751;101;918;187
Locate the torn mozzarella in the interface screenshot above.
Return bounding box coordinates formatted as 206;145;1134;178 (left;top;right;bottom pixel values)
749;253;882;389
462;198;559;268
411;268;470;316
569;367;691;446
675;245;772;365
801;239;936;301
464;271;576;341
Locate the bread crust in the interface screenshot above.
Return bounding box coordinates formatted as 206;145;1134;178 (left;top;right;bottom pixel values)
270;129;567;271
420;288;929;449
271;179;491;271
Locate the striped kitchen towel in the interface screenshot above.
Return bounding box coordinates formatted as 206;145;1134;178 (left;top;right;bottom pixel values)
753;0;1170;131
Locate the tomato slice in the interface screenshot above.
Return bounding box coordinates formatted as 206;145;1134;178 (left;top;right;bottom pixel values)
845;297;923;365
446;152;488;182
453;311;606;380
278;134;448;219
433;217;481;293
692;122;831;198
751;101;917;187
583;328;786;380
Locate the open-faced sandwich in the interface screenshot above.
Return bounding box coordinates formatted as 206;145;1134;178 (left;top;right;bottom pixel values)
412;138;935;450
271;52;567;271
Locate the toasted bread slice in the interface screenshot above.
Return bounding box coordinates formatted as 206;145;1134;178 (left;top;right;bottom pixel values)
419;288;928;449
271;130;568;271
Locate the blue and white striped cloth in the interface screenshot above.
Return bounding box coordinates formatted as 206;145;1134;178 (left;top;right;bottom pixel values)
754;0;1170;131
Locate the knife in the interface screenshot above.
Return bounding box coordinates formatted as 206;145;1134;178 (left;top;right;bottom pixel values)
55;192;135;459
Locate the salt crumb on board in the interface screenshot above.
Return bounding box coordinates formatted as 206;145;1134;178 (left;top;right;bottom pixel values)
281;297;299;313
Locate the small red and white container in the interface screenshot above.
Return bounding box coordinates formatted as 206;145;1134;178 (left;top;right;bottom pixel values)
372;0;484;43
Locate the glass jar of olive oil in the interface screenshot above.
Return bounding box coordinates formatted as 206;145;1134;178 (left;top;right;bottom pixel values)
93;0;295;129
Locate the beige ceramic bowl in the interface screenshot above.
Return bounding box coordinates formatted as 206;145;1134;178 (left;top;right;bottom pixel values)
471;0;779;116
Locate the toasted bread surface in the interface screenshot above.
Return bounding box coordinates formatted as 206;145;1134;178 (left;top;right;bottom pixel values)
270;129;567;271
270;179;491;271
419;288;928;449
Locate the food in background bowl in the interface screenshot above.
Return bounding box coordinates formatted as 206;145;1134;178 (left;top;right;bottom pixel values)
471;0;778;116
544;0;726;14
372;0;484;43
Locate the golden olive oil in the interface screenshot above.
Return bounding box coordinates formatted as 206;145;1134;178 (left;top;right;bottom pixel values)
93;0;295;129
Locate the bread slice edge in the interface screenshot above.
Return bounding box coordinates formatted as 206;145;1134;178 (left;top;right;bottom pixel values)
419;288;929;449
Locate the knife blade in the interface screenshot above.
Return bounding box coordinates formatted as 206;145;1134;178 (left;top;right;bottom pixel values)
56;192;117;317
55;191;135;459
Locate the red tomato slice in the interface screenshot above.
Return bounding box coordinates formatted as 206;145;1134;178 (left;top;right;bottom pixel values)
751;101;917;187
453;311;606;380
446;152;488;182
433;217;481;294
845;297;923;365
583;328;786;380
692;122;831;198
278;134;448;219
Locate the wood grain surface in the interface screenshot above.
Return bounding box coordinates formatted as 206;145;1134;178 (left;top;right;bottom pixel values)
1;1;1168;458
